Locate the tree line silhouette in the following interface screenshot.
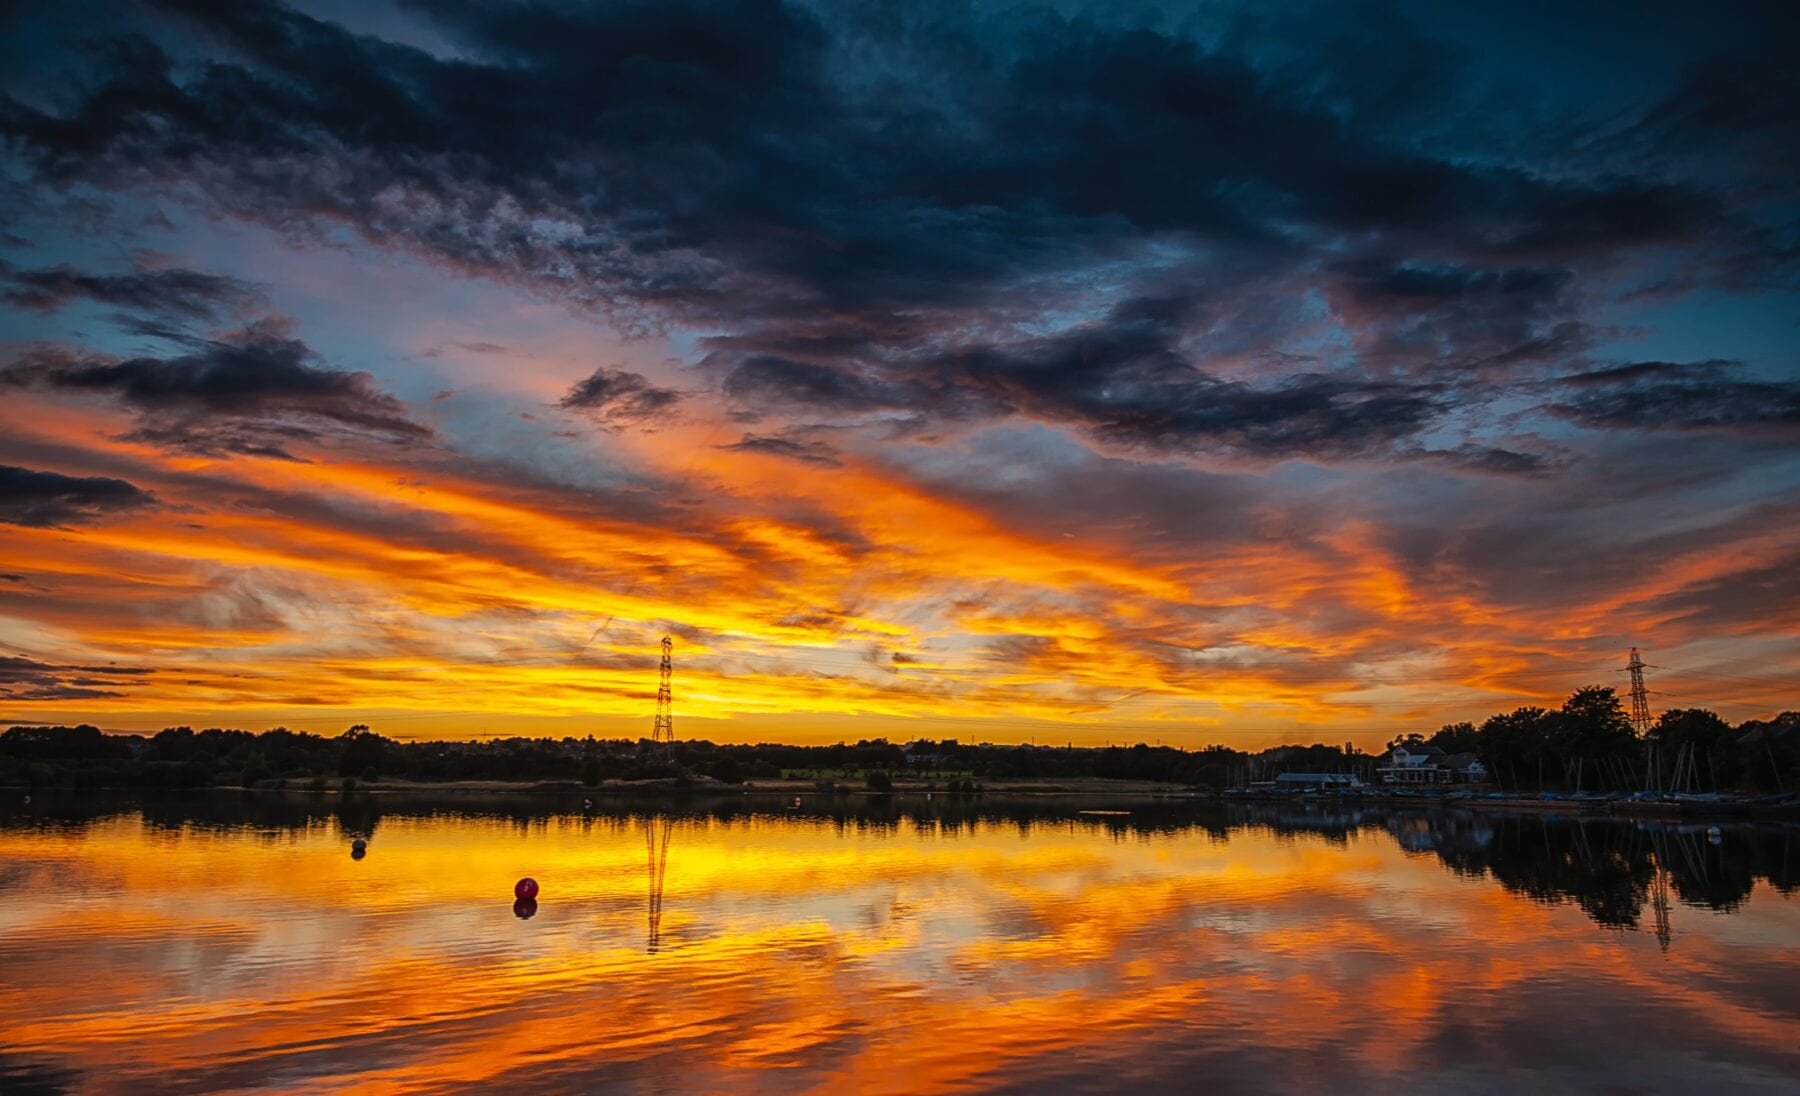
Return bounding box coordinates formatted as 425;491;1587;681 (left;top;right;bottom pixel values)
1;685;1794;792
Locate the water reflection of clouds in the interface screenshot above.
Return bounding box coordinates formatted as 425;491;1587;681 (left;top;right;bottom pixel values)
0;798;1795;1092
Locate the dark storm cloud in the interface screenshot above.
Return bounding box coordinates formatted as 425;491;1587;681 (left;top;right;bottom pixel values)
719;294;1492;465
1325;259;1589;375
0;0;1722;277
947;342;1443;462
721;356;935;416
1629;43;1800;203
0;463;158;527
0;258;262;327
1549;360;1800;436
558;366;683;429
0;654;154;701
1;321;433;458
1403;444;1557;477
0;0;1791;465
720;433;844;467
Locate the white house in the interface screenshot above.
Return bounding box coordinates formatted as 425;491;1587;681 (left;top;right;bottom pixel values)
1377;745;1487;785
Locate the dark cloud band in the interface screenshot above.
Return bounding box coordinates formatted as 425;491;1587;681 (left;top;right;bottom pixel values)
0;463;157;527
1;0;1789;466
2;321;433;459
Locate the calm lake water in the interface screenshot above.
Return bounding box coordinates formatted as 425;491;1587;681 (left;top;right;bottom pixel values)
1;791;1796;1094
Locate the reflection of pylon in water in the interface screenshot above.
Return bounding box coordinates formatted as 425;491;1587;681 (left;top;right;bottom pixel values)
646;816;673;953
1648;842;1673;953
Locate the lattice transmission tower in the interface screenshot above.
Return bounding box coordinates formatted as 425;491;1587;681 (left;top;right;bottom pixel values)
1626;647;1652;735
652;634;674;749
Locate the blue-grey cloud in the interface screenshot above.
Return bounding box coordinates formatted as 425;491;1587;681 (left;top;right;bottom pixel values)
0;463;157;527
0;257;262;328
720;433;844;467
0;653;155;701
2;320;433;459
1;0;1789;468
1550;360;1800;436
558;366;683;429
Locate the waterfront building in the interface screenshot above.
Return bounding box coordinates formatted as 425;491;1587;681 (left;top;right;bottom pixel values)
1377;745;1488;785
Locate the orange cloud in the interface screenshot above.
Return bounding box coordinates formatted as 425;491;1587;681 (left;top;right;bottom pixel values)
2;384;1793;744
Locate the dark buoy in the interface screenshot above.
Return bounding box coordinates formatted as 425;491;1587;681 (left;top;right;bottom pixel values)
514;897;538;920
514;877;539;900
351;837;367;861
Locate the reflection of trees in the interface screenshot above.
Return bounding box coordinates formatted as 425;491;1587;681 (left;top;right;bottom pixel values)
1525;833;1653;930
332;796;383;842
1232;803;1793;945
1423;816;1656;929
6;791;1793;946
1656;828;1766;910
1411;813;1798;941
1;788;388;839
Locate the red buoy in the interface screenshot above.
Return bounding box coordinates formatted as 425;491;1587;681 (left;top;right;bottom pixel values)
514;877;539;900
514;897;538;920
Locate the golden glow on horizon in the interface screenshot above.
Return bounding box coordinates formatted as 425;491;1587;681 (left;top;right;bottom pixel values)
1;387;1794;746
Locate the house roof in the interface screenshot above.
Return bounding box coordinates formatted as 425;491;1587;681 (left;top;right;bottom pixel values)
1440;753;1483;769
1396;744;1445;757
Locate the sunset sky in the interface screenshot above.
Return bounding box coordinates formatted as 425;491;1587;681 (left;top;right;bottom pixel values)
1;0;1795;747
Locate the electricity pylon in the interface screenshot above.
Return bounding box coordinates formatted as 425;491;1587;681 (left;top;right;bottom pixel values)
1627;647;1652;736
652;634;673;750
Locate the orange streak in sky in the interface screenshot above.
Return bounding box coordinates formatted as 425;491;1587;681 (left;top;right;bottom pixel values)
2;396;1794;742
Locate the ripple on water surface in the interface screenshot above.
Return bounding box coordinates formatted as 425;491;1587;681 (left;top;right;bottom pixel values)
0;792;1796;1093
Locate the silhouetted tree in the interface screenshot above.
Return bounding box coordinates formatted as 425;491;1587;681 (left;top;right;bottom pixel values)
1430;721;1480;754
338;726;388;779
